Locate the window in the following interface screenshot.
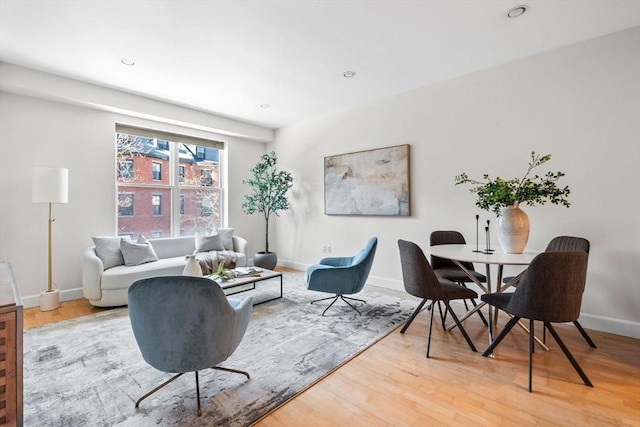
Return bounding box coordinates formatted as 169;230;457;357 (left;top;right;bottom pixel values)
152;162;162;181
116;125;224;237
118;159;134;180
201;203;213;217
151;194;162;215
201;169;213;187
118;194;134;216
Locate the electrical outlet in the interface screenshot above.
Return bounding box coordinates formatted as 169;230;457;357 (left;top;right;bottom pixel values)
322;245;327;253
327;245;332;253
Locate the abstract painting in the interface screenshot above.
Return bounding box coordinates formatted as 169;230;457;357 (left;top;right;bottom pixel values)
324;144;410;216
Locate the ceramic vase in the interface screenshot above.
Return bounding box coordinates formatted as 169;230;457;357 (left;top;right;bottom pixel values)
183;255;203;276
496;205;530;254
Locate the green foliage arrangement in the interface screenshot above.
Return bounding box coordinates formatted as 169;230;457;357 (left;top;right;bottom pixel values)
242;151;294;253
211;262;235;281
454;151;571;216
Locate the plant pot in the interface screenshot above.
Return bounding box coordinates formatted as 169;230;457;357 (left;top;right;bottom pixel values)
253;252;277;270
496;205;530;254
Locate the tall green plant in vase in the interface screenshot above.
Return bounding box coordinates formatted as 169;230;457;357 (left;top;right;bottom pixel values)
242;151;293;269
455;151;570;253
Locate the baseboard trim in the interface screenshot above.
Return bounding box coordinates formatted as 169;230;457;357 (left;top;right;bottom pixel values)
21;287;85;309
577;313;640;339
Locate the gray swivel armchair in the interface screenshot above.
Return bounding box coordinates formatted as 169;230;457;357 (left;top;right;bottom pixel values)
128;276;253;416
306;237;377;315
482;251;592;392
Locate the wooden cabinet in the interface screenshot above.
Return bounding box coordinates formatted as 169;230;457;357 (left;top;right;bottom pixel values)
0;262;23;427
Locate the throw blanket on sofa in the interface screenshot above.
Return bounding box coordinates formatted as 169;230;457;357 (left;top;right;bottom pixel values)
196;251;238;275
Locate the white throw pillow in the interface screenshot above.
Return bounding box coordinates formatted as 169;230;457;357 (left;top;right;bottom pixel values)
120;235;159;266
216;228;235;251
194;232;225;253
92;236;131;270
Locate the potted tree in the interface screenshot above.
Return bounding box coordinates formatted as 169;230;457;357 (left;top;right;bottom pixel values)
242;151;293;269
454;151;570;253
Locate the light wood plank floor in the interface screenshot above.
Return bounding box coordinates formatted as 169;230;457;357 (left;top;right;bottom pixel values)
25;288;640;426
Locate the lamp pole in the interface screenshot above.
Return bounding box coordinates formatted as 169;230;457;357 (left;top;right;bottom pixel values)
47;202;54;293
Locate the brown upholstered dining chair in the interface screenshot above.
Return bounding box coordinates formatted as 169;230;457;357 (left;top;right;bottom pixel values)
482;251;593;392
397;239;478;357
430;230;488;326
502;235;596;348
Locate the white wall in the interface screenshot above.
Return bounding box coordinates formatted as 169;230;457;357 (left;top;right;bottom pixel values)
0;71;269;306
272;27;640;338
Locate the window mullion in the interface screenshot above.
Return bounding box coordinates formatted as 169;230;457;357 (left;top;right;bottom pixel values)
171;141;180;237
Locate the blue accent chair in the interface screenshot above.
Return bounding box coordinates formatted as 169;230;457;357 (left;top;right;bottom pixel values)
128;276;253;416
305;237;378;315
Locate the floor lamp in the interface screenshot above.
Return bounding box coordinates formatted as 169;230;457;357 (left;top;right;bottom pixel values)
32;166;68;312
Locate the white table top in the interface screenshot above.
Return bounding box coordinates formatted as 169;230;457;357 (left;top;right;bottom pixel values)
427;244;541;266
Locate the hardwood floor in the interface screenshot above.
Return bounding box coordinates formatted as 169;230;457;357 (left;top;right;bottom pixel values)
23;297;105;329
25;290;640;426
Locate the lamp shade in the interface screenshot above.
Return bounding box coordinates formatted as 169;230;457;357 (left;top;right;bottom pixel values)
32;167;69;204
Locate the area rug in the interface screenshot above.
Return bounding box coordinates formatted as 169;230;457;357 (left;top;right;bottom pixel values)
23;271;417;426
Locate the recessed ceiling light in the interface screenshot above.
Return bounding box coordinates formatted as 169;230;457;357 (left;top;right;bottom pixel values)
343;71;356;78
507;5;528;18
120;58;135;66
260;104;271;109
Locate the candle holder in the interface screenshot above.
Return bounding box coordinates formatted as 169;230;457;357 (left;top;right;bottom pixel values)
473;214;482;253
483;221;495;254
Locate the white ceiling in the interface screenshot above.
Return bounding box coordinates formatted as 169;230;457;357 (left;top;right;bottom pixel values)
1;0;639;129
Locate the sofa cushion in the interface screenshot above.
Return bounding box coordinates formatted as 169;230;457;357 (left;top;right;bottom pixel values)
101;257;187;291
93;236;130;270
194;232;225;252
149;236;195;259
217;228;235;250
120;236;159;266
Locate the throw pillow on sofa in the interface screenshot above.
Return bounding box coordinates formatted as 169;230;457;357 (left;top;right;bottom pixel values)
120;235;159;266
216;228;235;251
194;231;225;253
92;235;131;270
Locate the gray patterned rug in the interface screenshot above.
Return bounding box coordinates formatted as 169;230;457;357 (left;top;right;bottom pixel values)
23;271;417;426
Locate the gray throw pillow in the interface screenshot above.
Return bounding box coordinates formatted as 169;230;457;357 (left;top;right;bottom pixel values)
120;235;159;266
194;232;225;253
92;236;131;270
217;228;235;251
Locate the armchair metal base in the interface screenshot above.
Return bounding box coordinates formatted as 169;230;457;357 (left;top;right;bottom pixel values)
311;294;366;316
135;366;250;417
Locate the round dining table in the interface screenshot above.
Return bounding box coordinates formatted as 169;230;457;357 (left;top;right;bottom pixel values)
425;244;542;347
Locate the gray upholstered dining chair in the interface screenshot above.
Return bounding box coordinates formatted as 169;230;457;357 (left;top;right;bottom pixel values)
397;239;478;357
482;251;592;392
502;235;596;348
128;276;253;416
430;230;488;326
306;237;377;315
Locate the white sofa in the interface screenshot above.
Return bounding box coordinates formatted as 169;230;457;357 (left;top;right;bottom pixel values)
82;235;248;307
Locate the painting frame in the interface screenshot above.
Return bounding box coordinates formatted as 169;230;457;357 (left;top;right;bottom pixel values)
324;144;410;216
